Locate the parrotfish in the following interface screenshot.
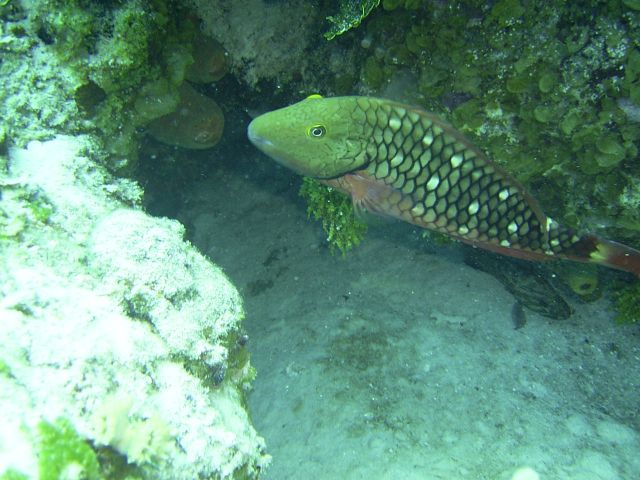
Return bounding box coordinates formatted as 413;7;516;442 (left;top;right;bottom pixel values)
248;95;640;277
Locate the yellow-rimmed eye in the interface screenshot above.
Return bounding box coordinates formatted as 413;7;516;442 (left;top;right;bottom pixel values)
308;125;326;138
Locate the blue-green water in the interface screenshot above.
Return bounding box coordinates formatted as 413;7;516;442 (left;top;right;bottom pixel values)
3;0;640;478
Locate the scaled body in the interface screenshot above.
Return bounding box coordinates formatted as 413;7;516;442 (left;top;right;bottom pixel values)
248;95;640;276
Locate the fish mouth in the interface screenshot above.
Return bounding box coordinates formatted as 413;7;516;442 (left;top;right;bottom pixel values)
247;117;306;174
247;121;274;149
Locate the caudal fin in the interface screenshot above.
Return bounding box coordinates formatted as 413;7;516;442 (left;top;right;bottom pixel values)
571;235;640;277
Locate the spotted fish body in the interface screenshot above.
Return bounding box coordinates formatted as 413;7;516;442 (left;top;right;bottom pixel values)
248;95;640;276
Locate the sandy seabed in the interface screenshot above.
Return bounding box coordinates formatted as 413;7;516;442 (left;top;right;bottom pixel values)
176;152;640;480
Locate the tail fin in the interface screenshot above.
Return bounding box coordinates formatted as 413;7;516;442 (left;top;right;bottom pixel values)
589;236;640;276
568;235;640;277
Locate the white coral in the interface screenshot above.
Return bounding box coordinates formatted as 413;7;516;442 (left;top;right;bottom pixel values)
0;136;269;478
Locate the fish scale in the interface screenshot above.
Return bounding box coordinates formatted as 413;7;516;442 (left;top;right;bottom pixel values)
352;97;558;256
248;95;640;276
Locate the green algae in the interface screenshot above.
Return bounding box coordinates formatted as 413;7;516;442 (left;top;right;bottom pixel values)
175;327;255;392
299;177;368;255
624;0;640;10
382;0;423;10
0;183;54;241
0;470;29;480
27;0;202;171
614;281;640;324
362;56;386;89
0;358;11;377
37;418;102;480
325;0;381;40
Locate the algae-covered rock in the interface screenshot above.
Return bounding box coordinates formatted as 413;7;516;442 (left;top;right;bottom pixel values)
185;35;229;84
614;280;640;323
190;0;320;87
134;78;182;124
552;263;601;301
324;0;381;40
0;136;268;479
5;0;227;169
146;82;224;150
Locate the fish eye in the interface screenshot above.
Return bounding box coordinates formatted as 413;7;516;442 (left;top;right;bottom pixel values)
308;125;326;138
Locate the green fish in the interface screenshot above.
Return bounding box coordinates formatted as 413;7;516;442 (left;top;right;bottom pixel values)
248;95;640;277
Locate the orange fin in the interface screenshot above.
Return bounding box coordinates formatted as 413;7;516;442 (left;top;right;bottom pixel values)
322;172;399;221
582;236;640;277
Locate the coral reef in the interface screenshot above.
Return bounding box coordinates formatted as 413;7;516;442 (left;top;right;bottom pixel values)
91;392;172;465
24;0;185;163
0;1;83;145
0;2;271;478
189;0;322;87
1;0;228;169
0;136;269;479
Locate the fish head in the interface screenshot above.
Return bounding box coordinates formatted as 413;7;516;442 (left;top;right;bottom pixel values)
247;95;369;178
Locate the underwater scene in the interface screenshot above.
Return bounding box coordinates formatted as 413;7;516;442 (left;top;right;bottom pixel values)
1;0;640;479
